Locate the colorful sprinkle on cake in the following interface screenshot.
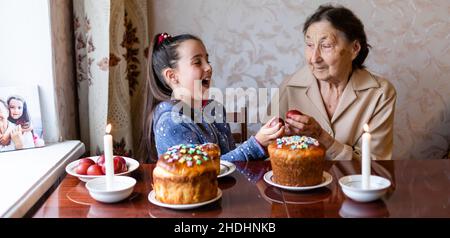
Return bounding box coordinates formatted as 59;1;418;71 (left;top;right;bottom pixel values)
163;144;215;167
276;136;320;149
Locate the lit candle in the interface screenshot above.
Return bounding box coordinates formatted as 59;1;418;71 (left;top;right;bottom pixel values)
104;124;114;190
362;124;371;189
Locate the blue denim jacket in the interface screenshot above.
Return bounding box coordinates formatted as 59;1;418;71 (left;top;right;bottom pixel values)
153;100;266;162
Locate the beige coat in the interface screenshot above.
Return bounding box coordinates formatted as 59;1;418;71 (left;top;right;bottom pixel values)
276;66;396;160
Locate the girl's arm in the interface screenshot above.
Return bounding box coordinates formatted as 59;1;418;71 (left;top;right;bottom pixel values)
154;112;267;162
154;112;203;157
219;116;283;162
220;136;267;162
219;120;284;162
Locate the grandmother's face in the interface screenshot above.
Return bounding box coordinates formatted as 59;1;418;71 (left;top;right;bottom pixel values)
304;21;359;82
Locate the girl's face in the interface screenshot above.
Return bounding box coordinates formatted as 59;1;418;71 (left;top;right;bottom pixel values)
172;39;212;102
9;99;24;119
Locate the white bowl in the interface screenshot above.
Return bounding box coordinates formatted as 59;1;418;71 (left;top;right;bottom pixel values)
86;176;136;203
339;175;391;203
66;156;140;182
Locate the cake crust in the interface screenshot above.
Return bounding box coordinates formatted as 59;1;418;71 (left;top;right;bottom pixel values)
268;136;325;187
153;143;220;204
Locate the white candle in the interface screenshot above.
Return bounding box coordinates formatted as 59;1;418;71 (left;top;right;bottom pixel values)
104;124;114;191
362;124;371;189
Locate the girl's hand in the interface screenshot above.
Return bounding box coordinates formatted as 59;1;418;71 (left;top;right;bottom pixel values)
255;117;285;147
11;125;24;149
21;123;33;133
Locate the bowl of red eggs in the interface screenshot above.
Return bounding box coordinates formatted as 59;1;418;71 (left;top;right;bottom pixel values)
66;155;139;182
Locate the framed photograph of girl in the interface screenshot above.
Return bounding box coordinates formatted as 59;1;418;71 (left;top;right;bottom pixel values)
0;85;45;152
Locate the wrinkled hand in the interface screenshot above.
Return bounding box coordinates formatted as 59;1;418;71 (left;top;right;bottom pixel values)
285;113;323;139
255;117;285;147
0;125;12;145
0;134;10;145
11;125;24;149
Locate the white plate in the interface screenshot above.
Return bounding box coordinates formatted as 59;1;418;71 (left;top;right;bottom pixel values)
218;160;236;178
148;188;222;210
66;156;140;182
262;186;332;204
264;171;333;191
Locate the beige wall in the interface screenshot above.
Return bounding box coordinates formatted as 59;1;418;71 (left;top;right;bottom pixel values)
150;0;450;159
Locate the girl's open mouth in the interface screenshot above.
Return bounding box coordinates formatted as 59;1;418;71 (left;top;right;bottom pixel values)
202;78;210;88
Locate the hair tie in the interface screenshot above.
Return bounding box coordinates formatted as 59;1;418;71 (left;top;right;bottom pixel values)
157;32;172;45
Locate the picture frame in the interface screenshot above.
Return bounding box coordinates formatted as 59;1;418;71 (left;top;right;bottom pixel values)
0;85;45;152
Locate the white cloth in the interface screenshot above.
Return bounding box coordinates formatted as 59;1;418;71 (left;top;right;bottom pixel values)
0;141;16;152
0;122;35;152
21;130;35;149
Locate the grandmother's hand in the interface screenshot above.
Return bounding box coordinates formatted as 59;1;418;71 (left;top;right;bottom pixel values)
0;126;12;145
285;114;324;140
0;134;10;145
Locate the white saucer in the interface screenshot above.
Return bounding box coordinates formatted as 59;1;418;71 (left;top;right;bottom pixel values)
148;189;222;210
262;185;332;204
218;160;236;178
264;171;333;191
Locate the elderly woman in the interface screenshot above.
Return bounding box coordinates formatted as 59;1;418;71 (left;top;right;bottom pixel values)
278;5;396;160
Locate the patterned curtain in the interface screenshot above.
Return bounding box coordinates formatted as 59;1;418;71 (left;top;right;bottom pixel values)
73;0;149;162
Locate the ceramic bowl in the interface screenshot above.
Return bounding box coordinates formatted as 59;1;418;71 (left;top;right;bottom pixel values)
339;175;391;203
85;176;136;203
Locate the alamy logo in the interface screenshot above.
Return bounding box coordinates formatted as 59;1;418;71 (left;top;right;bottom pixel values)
170;85;281;124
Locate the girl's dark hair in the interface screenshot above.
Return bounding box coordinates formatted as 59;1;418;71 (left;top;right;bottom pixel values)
139;33;202;163
303;4;371;69
7;95;31;126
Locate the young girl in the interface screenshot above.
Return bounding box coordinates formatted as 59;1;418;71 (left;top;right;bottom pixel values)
0;99;27;151
7;95;35;148
7;95;33;132
141;33;284;163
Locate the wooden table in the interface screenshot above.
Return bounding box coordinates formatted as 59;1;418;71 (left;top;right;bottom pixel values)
32;159;450;218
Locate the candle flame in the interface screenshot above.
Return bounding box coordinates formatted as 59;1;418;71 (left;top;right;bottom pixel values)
363;124;369;133
105;124;112;134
